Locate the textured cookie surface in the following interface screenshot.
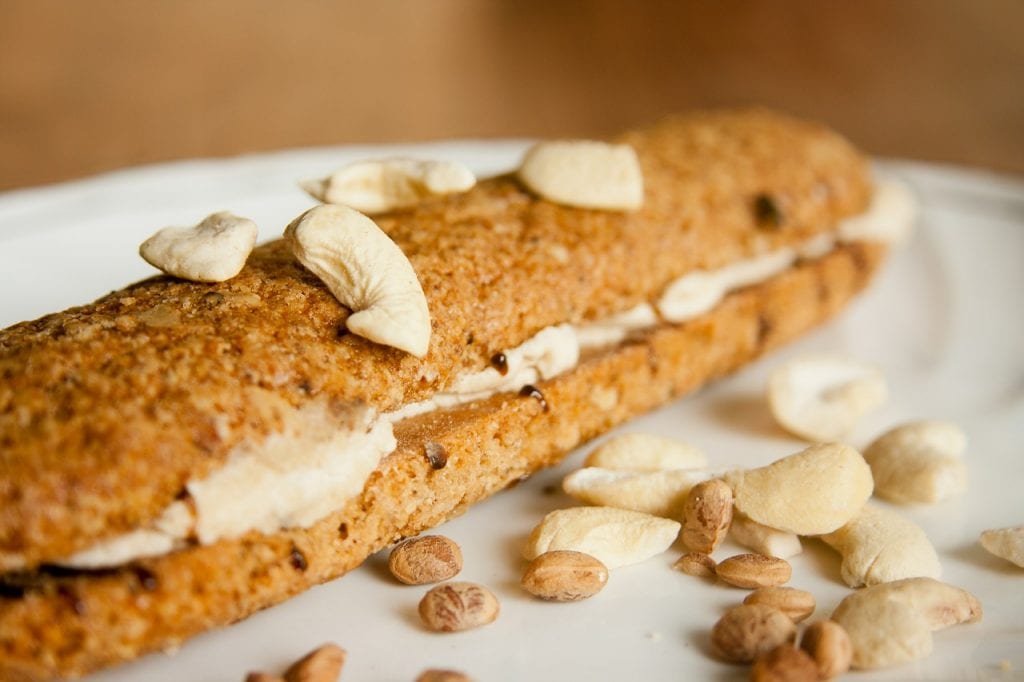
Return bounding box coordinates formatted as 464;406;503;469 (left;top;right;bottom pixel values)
0;243;885;680
0;110;870;571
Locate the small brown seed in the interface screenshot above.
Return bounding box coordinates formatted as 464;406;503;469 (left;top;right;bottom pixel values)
682;478;733;553
415;670;473;682
283;643;346;682
716;553;792;589
751;643;819;682
800;620;853;678
521;550;608;601
744;587;816;623
711;604;796;663
388;536;463;585
418;582;500;632
672;552;717;578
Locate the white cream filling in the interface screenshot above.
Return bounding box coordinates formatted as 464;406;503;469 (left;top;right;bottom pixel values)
58;180;912;569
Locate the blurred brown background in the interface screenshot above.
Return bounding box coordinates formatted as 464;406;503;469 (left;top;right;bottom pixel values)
1;0;1021;191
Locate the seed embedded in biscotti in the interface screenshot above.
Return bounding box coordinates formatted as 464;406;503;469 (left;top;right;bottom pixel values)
388;536;463;585
418;582;500;632
521;550;609;601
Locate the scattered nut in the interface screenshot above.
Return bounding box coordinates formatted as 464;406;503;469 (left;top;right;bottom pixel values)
583;433;708;471
863;420;968;504
415;670;473;682
285;204;431;357
301;158;476;214
517;140;644;211
418;582;499;633
729;511;802;559
681;478;733;553
673;552;716;578
139;211;258;282
562;466;717;518
716;553;792;589
388;535;463;585
710;604;796;663
799;620;853;678
520;550;609;601
725;443;873;535
743;587;815;623
751;643;819;682
820;505;942;587
979;525;1024;567
767;354;887;442
831;577;981;670
523;506;681;569
283;643;346;682
831;577;982;631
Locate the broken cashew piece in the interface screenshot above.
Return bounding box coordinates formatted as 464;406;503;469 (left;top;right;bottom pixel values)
831;577;981;669
301;158;476;214
562;467;720;518
285;205;431;357
584;433;708;471
523;506;680;569
517;140;644;211
820;505;941;587
979;526;1024;567
725;442;873;535
863;420;968;504
768;354;887;442
729;511;802;559
139;211;258;283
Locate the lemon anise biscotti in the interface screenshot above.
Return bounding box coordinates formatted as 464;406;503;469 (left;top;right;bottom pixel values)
0;110;911;680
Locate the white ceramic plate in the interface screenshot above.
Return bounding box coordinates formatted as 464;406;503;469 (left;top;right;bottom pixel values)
1;145;1022;681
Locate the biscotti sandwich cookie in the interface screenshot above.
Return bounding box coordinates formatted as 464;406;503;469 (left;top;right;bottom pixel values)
0;109;914;680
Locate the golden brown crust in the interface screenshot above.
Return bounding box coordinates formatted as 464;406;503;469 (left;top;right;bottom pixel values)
0;109;870;570
0;243;886;680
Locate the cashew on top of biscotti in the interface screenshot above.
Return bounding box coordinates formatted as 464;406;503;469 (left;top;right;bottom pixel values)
285;204;431;357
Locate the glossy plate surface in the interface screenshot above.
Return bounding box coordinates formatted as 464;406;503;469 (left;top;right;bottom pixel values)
1;144;1022;681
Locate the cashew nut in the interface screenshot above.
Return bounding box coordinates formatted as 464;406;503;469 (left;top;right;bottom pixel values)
285;205;431;357
301;158;476;214
562;467;719;518
517;140;644;211
584;433;708;471
729;511;802;559
139;211;258;282
523;506;680;569
863;420;967;504
724;443;873;535
768;354;888;442
820;505;941;587
979;525;1024;567
831;577;981;669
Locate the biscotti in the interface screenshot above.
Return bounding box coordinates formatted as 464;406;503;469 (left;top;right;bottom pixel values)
0;109;908;679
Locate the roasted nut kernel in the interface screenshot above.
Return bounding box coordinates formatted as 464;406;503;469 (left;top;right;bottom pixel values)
520;550;608;601
864;420;968;504
672;552;716;578
388;536;463;585
283;643;346;682
751;643;819;682
979;525;1024;568
710;604;796;663
800;620;853;679
415;670;473;682
140;211;258;283
418;582;499;632
716;553;792;589
743;587;815;623
517;140;643;211
681;478;733;553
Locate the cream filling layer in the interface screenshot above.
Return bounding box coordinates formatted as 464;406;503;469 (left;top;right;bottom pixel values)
58;180;913;569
